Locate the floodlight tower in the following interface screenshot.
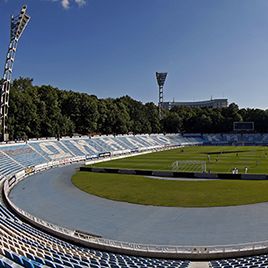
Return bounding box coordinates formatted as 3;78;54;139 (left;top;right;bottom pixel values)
156;72;167;119
0;5;30;141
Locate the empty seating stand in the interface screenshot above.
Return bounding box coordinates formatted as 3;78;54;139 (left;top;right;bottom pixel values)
0;145;47;167
0;134;192;268
3;134;268;267
0;151;23;178
210;255;268;268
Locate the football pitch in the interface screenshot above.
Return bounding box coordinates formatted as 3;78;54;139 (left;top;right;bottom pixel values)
71;146;268;207
91;146;268;174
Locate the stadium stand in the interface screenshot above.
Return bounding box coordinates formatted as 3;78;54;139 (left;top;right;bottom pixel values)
29;141;74;161
3;133;268;267
210;255;268;267
0;134;192;268
0;145;47;167
0;151;23;180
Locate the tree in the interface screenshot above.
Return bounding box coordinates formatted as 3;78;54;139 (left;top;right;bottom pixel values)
8;77;268;138
145;102;161;133
162;113;182;133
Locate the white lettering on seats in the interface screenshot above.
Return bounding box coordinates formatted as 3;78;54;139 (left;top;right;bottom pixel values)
154;136;171;144
69;140;98;154
39;142;72;160
124;137;144;147
99;138;125;150
138;136;161;146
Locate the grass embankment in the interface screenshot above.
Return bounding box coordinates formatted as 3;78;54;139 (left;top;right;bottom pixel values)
72;171;268;207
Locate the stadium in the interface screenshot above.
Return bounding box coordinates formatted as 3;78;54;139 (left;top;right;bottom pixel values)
2;3;268;268
5;133;268;268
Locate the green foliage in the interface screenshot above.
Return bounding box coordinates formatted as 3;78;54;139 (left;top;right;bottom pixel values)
7;77;268;139
8;78;161;139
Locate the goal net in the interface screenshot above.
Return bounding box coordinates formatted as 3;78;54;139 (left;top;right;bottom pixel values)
171;160;206;173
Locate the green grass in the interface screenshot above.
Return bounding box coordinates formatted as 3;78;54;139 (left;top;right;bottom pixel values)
72;171;268;207
72;146;268;207
90;146;268;174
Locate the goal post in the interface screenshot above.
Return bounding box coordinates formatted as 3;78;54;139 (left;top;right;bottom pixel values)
171;160;207;173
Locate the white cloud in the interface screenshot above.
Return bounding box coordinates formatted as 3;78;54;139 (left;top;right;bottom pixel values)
61;0;70;9
75;0;86;7
2;0;86;8
46;0;87;9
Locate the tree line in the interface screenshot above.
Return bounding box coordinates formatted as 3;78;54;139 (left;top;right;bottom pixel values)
6;77;268;140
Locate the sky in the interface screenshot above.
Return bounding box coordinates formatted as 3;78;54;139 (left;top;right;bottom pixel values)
1;0;268;108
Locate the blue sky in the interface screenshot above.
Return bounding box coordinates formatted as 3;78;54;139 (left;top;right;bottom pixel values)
1;0;268;108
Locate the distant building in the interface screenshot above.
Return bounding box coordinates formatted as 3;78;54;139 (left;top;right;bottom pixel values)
161;98;228;110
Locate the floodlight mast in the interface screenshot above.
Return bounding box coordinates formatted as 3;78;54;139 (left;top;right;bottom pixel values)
156;72;167;120
0;5;30;142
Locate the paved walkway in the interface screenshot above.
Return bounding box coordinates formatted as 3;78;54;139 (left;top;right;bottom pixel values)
9;165;268;246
